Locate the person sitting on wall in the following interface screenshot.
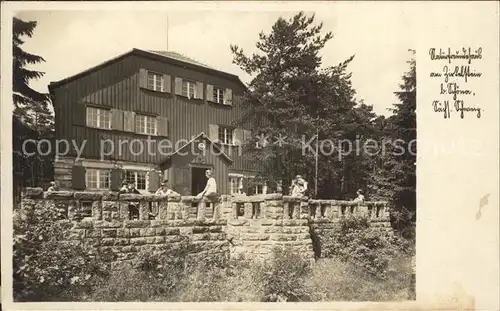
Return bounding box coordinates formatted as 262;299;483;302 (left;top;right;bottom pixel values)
47;181;59;192
195;169;218;201
155;180;179;196
290;175;307;197
118;181;129;194
353;189;365;203
127;182;141;194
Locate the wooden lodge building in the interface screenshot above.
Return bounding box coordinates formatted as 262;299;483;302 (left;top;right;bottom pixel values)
49;48;266;196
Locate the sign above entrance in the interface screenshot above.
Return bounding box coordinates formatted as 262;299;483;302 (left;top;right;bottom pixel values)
191;154;207;164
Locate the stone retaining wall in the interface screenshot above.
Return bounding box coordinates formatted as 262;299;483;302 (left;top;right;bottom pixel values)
20;188;392;262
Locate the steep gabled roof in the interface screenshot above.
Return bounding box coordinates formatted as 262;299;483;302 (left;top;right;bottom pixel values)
160;132;233;165
48;48;247;90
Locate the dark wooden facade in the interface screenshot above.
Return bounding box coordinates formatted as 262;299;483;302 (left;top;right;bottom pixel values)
49;49;260;194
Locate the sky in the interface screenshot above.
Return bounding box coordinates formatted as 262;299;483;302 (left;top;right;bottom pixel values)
16;4;416;116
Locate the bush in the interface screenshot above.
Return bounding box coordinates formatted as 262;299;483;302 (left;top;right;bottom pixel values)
320;215;413;277
91;244;192;301
13;202;112;301
251;247;313;302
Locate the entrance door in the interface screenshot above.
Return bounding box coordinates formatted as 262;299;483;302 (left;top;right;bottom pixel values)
173;167;191;196
191;167;208;196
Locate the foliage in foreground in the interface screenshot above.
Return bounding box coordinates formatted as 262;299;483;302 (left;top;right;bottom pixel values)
319;215;414;276
89;246;412;302
13;202;113;301
14;201;413;302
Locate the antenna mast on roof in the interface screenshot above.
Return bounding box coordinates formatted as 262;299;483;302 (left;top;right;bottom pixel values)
166;15;169;51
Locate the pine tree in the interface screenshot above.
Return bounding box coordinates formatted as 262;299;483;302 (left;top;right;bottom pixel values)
12;17;54;202
231;12;364;197
369;50;416;236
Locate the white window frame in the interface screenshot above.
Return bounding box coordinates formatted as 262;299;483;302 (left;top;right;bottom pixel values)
147;72;164;92
182;79;196;99
229;177;243;194
125;170;148;190
85;168;110;189
135;114;158;135
218;126;234;145
213;87;225;104
86;106;111;129
254;183;264;195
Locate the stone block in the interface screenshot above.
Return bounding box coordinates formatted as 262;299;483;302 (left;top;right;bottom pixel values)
92;201;102;220
245;233;269;241
264;194;283;200
139;202;151;220
154;236;165;244
130;237;147;245
85;228;101;238
102;192;119;201
44;191;74;199
158;201;169;220
119;203;129;219
165;235;184;243
122;245;137;253
145;237;156;244
113;238;130;246
93;220;122;228
111;211;120;221
149;220;172;227
102;211;112;222
139;228;156;237
102;229;117;238
124;220;151;228
228;219;248;226
74;192;102;200
23;187;44;198
271;234;297;242
102;201;118;212
101;238;116;246
73;220;93;229
119;194;143;201
116;228;130;238
130;228;141;237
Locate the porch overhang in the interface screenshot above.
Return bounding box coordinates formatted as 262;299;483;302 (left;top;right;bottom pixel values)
158;132;234;168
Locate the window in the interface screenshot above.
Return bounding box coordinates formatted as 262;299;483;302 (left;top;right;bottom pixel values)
213;87;224;104
147;72;163;91
182;80;196;98
229;177;243;194
85;169;110;189
218;126;234;145
86;107;111;129
254;183;264;195
136;114;157;135
125;170;147;190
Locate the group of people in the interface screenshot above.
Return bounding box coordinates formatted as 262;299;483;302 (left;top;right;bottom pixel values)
46;169;366;202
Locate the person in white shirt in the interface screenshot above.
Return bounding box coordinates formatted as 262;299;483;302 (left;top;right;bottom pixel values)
196;169;217;200
47;181;59;192
291;175;307;197
353;189;365;203
155;180;178;196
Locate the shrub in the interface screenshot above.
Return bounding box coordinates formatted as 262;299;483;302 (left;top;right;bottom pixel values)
251;247;313;302
320;215;412;277
91;244;193;301
13;201;112;301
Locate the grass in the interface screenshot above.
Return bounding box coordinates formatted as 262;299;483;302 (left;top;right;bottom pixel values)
87;248;413;302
